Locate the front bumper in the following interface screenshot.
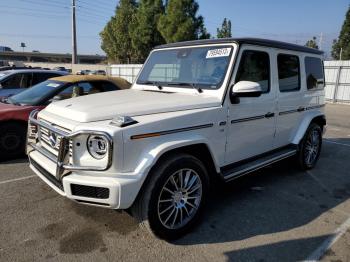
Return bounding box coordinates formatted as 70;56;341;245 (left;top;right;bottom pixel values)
27;110;144;209
28;150;144;209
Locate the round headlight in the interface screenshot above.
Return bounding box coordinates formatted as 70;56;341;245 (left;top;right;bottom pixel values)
87;135;109;159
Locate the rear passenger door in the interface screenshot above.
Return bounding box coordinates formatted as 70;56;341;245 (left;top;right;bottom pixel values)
225;47;277;164
274;53;304;148
32;72;61;86
0;72;32;97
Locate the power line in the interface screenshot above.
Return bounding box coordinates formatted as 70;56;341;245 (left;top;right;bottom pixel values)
0;33;98;39
19;0;70;9
77;0;113;9
0;10;69;19
0;5;68;14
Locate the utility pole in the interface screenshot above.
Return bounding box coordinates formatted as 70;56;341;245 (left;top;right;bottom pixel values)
319;32;323;50
72;0;78;64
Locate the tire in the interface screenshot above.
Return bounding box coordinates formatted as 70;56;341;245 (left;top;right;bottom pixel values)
297;123;322;170
131;153;210;240
0;122;27;160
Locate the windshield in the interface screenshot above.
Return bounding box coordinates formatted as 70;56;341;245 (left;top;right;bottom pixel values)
9;80;66;105
137;45;233;89
0;71;11;80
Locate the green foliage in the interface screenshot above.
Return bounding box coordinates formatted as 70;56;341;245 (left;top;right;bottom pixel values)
100;0;137;63
332;7;350;60
130;0;165;63
305;36;319;49
101;0;211;62
217;18;232;38
332;39;341;60
157;0;210;43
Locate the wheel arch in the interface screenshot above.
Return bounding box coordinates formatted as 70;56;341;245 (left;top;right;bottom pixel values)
291;112;326;145
129;141;221;209
0;119;28;128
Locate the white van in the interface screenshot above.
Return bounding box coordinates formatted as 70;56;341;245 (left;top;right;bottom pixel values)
27;38;326;239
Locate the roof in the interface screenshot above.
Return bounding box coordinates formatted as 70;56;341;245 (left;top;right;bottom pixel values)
1;69;67;74
49;75;132;89
154;37;324;55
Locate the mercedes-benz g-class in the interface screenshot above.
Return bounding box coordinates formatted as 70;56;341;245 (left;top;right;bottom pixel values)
27;38;326;239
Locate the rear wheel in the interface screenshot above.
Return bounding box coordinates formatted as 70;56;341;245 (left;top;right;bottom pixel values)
297;123;322;170
0;122;27;160
131;154;209;240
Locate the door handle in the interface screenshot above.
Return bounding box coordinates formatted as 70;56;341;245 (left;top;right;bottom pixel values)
297;107;305;112
265;112;275;118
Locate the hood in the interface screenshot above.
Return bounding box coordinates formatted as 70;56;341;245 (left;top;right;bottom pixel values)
44;89;221;123
0;102;37;121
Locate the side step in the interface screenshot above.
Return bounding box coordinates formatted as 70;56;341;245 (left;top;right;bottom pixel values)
221;146;297;182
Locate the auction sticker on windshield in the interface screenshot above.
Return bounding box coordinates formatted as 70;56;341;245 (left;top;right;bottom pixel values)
206;48;232;59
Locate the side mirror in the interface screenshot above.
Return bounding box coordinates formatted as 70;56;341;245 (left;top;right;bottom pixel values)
231;81;262;98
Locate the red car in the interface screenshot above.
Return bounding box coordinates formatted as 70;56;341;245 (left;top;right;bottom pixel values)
0;75;131;160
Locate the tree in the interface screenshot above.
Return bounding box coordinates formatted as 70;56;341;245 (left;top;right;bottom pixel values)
305;36;319;49
130;0;165;63
332;39;341;60
332;7;350;60
217;18;232;38
157;0;210;43
100;0;137;63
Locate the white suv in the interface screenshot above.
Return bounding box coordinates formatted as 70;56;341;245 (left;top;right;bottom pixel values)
27;38;326;239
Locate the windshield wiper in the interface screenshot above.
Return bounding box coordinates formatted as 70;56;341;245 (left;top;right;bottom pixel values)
167;82;203;93
138;80;163;90
7;97;21;106
1;97;9;104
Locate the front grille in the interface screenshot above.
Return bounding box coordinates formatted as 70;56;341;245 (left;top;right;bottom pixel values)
39;126;62;155
30;158;63;191
38;119;71;157
71;184;109;199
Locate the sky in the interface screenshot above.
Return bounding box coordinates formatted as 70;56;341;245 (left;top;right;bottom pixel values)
0;0;348;58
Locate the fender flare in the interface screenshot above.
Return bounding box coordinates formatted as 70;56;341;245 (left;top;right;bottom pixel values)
132;134;221;176
291;111;326;145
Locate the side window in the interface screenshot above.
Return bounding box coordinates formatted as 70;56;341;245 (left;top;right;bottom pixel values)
77;82;93;93
57;82;93;99
278;54;300;92
235;50;270;93
305;57;325;90
1;73;31;89
32;73;59;85
93;81;119;92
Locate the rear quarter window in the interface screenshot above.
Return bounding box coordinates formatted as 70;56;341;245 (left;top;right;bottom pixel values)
305;57;325;90
278;54;300;92
32;73;62;85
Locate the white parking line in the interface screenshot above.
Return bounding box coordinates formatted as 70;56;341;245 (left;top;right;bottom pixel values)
304;216;350;261
0;175;36;185
324;139;350;148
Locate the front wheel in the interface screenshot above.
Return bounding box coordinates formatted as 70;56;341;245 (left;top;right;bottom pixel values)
131;154;209;240
297;123;322;170
0;122;27;160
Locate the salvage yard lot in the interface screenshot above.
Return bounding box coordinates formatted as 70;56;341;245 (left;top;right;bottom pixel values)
0;104;349;262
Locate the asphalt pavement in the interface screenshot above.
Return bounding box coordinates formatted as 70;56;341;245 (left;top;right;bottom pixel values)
0;103;350;262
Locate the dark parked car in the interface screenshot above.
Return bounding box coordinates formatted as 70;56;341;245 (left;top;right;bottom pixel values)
0;75;131;159
0;69;68;98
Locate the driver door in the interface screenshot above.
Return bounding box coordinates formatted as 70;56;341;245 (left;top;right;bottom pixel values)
225;46;276;164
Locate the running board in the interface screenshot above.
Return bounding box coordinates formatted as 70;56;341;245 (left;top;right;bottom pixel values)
222;146;297;182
